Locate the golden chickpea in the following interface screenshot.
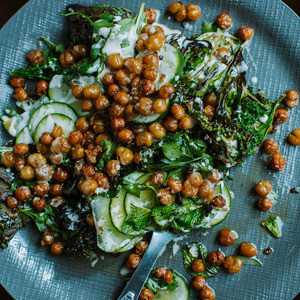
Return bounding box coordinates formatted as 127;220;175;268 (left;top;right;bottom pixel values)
50;183;63;196
181;180;198;198
39;132;54;145
164;270;173;284
145;8;157;24
204;105;215;120
211;195;226;207
83;85;100;100
35;80;48;96
154;28;166;41
143;68;158;81
136;97;153;116
238;26;254;40
105;160;121;177
20;165;35;180
216;13;233;29
215;47;231;63
59;51;75;68
159;83;175;99
52;125;63;138
107;83;120;97
125;104;139;119
219;229;237;246
186;4;201;21
209;169;222;183
239;242;258;257
27;153;47;168
26;49;44;66
80;179;98;196
168;2;183;14
157;188;174;205
116;147;134;165
270;152;286;172
124;58;143;75
32;196;47;211
71;85;84;99
76;117;89;133
118;129;133;143
141;79;156;96
187;171;203;187
167;178;183;193
143;53;160;68
86;213;95;227
13;87;28;102
192;275;206;291
135;241;149;256
263;139;279;154
6;196;18;209
94;173;109;189
9;76;25;88
115;69;131;86
191;259;205;273
288;129;300;146
134;152;142;164
41;231;55;246
131;75;141;88
258;197;273;211
170;104;185;120
15;185;32;201
67;130;83;146
179;117;192;130
101;73;115;86
204;93;219;107
126;253;141;269
152;99;168;114
199;286;215;300
145;35;163;52
81;99;93;112
136;131;153;147
163;116;178;132
155;266;167;278
15;157;25;171
107;53;124;70
254;180;272;197
50;241;64;256
274;108;289;124
50;137;71;154
139;288;153;300
1;151;16;168
150;171;166;186
284;90;298;108
223;256;243;274
82;165;96;178
142;24;156;36
109;102;125;118
92;119;105;134
70;145;84;160
114;91;130;106
206;251;224;267
13;143;29;156
149;122;166;139
33;181;50;196
94;95;109;111
175;5;187;22
111;118;126;131
71;44;88;58
198;180;214;199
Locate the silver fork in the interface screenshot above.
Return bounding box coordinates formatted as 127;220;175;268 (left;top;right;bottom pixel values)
117;231;178;300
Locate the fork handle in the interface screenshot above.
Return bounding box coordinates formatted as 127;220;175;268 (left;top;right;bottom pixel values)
117;232;176;300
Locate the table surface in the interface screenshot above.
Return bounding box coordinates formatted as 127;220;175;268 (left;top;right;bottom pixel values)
0;0;299;299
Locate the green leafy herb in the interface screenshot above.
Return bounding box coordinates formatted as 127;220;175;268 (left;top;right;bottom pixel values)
97;140;118;170
261;216;283;238
10;175;23;192
62;158;74;169
121;38;130;48
145;269;178;294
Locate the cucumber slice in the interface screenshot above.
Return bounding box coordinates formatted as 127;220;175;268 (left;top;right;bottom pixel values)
34;114;75;143
200;181;231;228
153;271;189;300
1;111;31;137
16;127;34;144
28;102;77;137
91;195;135;253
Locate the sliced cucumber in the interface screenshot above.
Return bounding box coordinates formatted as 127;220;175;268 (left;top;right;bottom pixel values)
28;102;77;137
34;114;75;143
1;111;31;137
153;271;189;300
16;127;34;144
200;181;231;228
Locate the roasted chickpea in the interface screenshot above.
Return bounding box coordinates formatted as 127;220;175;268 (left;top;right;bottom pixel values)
85;213;95;227
109;102;125;118
211;195;226;207
115;69;131;86
50;183;63;196
216;13;233;30
254;180;272;197
13;87;28;102
13;143;29;156
83;85;100;100
198;180;214;199
181;180;198;198
33;181;50;197
167;178;183;193
116;147;134;165
107;53;124;70
71;145;85;160
118;129;133;143
39;132;54;145
159;83;175;99
35;80;48;96
92;119;105;134
27;153;47;168
95;133;110;146
219;229;237;246
101;73;115;86
258;197;273;211
136;97;153;116
155;266;167;278
141;79;156;96
111;118;126;131
52;125;63;138
15;185;32;201
114;91;130;106
125;104;139;119
239;242;258;257
149;122;166;139
41;231;55;246
274;108;289;124
175;5;187;22
157;188;174;205
288;129;300;146
199;286;215;300
187;171;203;187
135;36;147;52
206;251;224;267
126;253;141;269
94;173;109;189
9;76;25;88
209;169;222;183
204;93;219;107
107;83;120;97
168;2;183;14
1;151;16;168
15;157;26;171
59;51;75;68
139;287;153;300
145;35;163;52
71;44;88;58
170;104;185;120
67;130;83;146
134;153;142;164
82;165;96;178
191;259;205;273
105;160;121;177
131;75;141;88
124;58;143;75
72;85;84;99
143;68;158;81
136;131;153;147
152;99;167;114
53;168;69;183
6;196;18;209
223;256;243;274
50;137;71;154
20;165;35;180
164;270;173;284
85;144;102;164
94;95;109;111
143;53;159;68
179;117;192;130
76;117;89;133
49;153;62;165
263;139;279;154
150;171;166;186
36;142;50;155
135;241;149;256
80;179;98;196
186;4;201;21
27;49;44;66
50;241;64;256
192;276;206;291
154;27;166;41
284;90;298;108
238;26;254;40
163;116;178;132
145;8;157;24
32;196;47;211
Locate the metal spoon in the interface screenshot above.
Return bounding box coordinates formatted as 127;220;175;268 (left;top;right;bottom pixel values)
117;231;178;300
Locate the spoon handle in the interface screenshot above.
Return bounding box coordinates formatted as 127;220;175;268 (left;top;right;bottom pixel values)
117;231;177;300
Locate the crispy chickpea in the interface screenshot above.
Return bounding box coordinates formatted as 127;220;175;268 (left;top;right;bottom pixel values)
124;58;143;75
116;147;134;165
83;85;100;100
136;131;153;147
135;241;149;256
191;259;205;273
6;196;18;209
155;266;166;278
154;27;166;41
35;164;54;181
15;157;25;171
40;132;54;145
33;181;50;196
1;151;16;168
219;229;237;246
284;90;298;108
101;73;115;86
199;286;215;300
175;5;187;22
131;75;141;88
109;102;125;118
168;2;183;14
204;93;218;107
211;195;226;207
167;178;183;193
186;4;201;21
125;104;139;119
115;69;131;86
49;153;62;165
105;160;121;177
136;97;153;116
9;76;25;88
164;270;173;284
150;171;166;186
114;91;130;106
80;179;98;196
135;37;147;52
209;169;222;183
107;83;120;97
187;171;203;187
152;99;168;114
159;83;175;99
94;95;110;111
192;275;206;291
59;51;75;68
139;287;153;300
143;68;158;81
85;144;102;164
76;117;89;133
134;153;142;164
263;139;279;154
288;129;300;146
215;47;231;63
50;137;71;154
71;145;85;160
181;180;198;198
198;180;214;199
126;253;141;269
32;196;47;211
141;79;156;96
20;165;35;180
163;116;178;132
145;8;157;24
149;122;166;139
13;143;29;156
145;35;163;52
111;118;126;131
239;242;258;257
118;129;133;143
72;85;84;99
52;125;63;138
71;44;88;58
50;241;64;256
13;87;28;102
50;183;63;196
82;165;96;178
179;117;192;130
35;80;48;96
238;26;254;41
216;13;233;30
36;142;50;155
157;188;174;205
274;108;289;124
53;168;69;183
143;53;159;68
85;213;95;227
27;153;47;168
258;197;273;211
41;231;55;246
95;133;110;145
206;251;224;267
107;53;124;70
27;49;44;66
15;185;32;201
67;130;83;146
94;173;109;189
223;256;243;274
254;180;272;197
171;104;185;120
92;119;105;134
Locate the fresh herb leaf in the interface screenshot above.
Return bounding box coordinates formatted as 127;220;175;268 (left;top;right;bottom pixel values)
121;38;130;48
261;216;283;238
202;21;217;33
10;175;23;192
145;269;178;294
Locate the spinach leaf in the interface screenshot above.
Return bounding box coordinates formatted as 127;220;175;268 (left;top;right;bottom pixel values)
261;216;283;238
162;143;182;161
145;269;178;294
